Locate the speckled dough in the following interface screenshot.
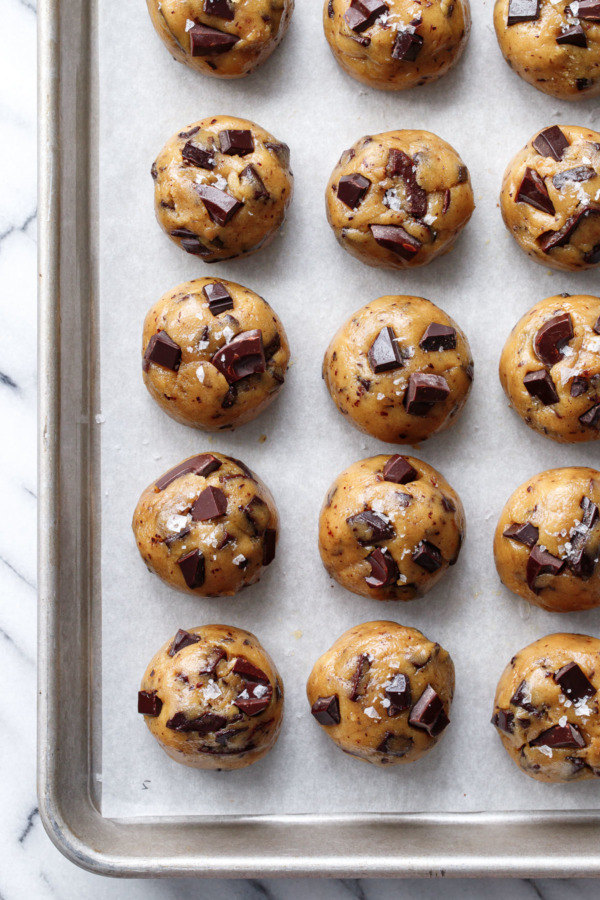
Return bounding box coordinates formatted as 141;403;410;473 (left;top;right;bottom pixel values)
139;624;284;770
307;621;454;767
142;278;290;431
500;125;600;271
493;0;600;101
323;295;474;444
325;130;474;270
146;0;294;79
153;115;293;262
323;0;470;91
492;633;600;783
494;467;600;612
499;293;600;443
319;455;465;602
132;453;279;597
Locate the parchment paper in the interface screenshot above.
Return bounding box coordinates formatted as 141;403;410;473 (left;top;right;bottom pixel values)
99;0;600;818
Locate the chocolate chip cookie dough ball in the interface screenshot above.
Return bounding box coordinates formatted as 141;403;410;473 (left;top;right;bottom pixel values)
500;294;600;442
494;467;600;612
153;116;293;263
325;130;474;270
319;455;465;602
492;633;600;782
500;125;600;271
493;0;600;101
139;625;284;770
307;621;454;766
132;453;278;597
324;0;470;91
142;278;290;431
146;0;294;79
323;295;474;444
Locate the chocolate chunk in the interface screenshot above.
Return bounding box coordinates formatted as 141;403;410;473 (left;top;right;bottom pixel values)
182;141;216;170
534;313;573;365
385;674;412;714
164;526;191;547
594;316;600;335
507;0;540;25
553;662;596;702
195;183;243;226
178;126;200;140
383;455;418;484
263;528;277;566
571;376;588;398
349;654;371;701
377;732;413;757
404;373;450;415
144;332;182;372
568;0;600;18
219;130;255;157
516;168;555;216
232;658;269;683
138;690;163;717
344;0;388;33
243;496;269;537
442;189;451;215
328;0;335;16
568;496;600;576
538;205;600;254
204;0;235;20
523;369;560;405
441;496;456;513
151;161;158;180
240;165;269;201
368;326;403;373
337;173;371;210
155;454;222;491
408;685;448;736
503;522;539;547
419;323;457;352
166;712;228;735
198;647;227;675
526;545;565;593
191;485;227;521
221;385;237;408
385;149;427;218
347;510;395;545
576;77;593;91
235;683;273;716
585;244;600;265
189;23;239;55
556;24;587;46
203;282;234;315
264;141;291;168
370;224;421;259
531;723;586;749
580;403;600;428
311;695;340;726
177;549;206;590
170;228;211;257
392;30;424;61
582;495;600;529
532;126;570;161
552;166;596;190
365;547;398;588
510;680;536;712
491;709;514;734
412;540;443;573
169;629;202;657
212;330;265;383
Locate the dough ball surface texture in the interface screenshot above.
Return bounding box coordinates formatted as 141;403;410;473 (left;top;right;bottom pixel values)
132;453;279;597
500;125;600;271
325;130;474;270
323;0;471;91
493;0;600;101
139;624;284;770
307;620;454;767
323;295;474;444
499;293;600;443
494;466;600;612
146;0;294;78
153;116;293;263
142;278;290;431
319;455;465;602
492;633;600;782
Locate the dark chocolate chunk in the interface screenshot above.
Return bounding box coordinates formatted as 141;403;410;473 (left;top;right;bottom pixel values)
219;130;255;157
198;647;227;675
507;0;540;25
221;385;237;408
442;189;451;215
530;723;586;749
510;680;536;712
585;244;600;265
553;662;596;702
556;24;587;47
441;496;456;513
404;373;450;415
503;522;539;547
164;526;191;547
189;23;239;55
240;165;269;200
347;510;395;545
568;496;600;576
385;149;427;219
344;0;388;33
365;547;398;588
532;126;569;161
349;654;371;701
491;709;514;734
264;141;291;168
523;369;560;405
581;495;600;529
212;330;266;383
576;77;593;91
377;732;413;757
370;224;421;259
538;205;600;254
170;228;211;257
594;316;600;335
337;173;371;210
568;0;600;18
534;313;574;365
412;540;443;573
385;673;412;714
232;657;269;683
392;30;424;61
144;332;182;372
311;695;340;726
243;496;269;537
204;0;235;20
408;685;448;736
166;711;228;735
516;168;555;216
138;690;162;717
235;683;273;716
182;141;216;170
169;629;202;657
368;326;403;373
155;454;222;491
419;323;457;352
178;126;200;140
191;485;228;521
526;545;565;593
383;455;418;484
571;376;588;398
195;183;243;226
177;549;206;590
263;528;277;566
151;161;158;180
552;166;596;190
203;282;234;315
580;403;600;429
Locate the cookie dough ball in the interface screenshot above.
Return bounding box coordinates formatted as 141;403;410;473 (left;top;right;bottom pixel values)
132;453;279;597
142;278;290;431
323;295;474;444
139;625;284;770
146;0;294;79
492;633;600;782
493;0;600;101
307;621;454;766
494;467;600;612
319;455;465;601
324;0;470;91
500;293;600;442
500;125;600;271
153;116;293;263
325;130;474;270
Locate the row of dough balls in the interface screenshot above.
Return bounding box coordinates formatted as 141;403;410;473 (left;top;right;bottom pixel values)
146;0;600;102
152;117;600;272
131;451;600;613
138;621;600;784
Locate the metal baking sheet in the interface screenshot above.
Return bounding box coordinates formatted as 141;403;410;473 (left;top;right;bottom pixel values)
38;0;600;877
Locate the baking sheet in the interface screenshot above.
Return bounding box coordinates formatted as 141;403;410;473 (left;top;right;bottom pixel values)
99;0;600;818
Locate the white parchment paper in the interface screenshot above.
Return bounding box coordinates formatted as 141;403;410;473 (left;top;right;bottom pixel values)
99;0;600;818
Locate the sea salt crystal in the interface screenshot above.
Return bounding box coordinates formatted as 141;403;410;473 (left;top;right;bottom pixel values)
222;326;235;343
204;680;222;700
422;213;436;226
95;413;105;424
377;393;385;400
383;189;403;212
185;18;194;31
197;340;210;350
382;698;391;708
196;366;205;384
364;706;380;719
232;554;246;567
253;684;269;699
166;514;189;533
538;745;553;758
213;174;228;191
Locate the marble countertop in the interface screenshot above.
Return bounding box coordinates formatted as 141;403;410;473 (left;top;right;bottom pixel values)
2;0;599;895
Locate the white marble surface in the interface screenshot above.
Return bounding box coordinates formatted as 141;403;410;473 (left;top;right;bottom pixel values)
1;0;599;894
